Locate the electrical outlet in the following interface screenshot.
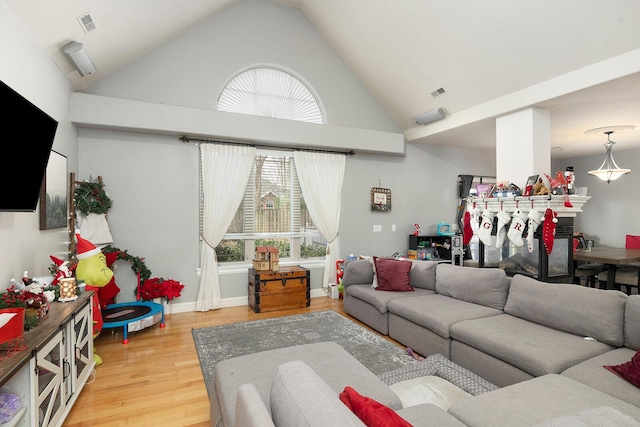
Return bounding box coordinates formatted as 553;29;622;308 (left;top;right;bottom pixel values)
378;224;382;232
373;225;377;232
392;224;396;231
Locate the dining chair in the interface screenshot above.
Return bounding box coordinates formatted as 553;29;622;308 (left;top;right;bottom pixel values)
597;234;640;295
573;235;604;288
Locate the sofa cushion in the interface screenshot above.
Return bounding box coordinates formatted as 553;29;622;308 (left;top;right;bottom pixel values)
346;284;433;314
532;406;640;427
605;348;640;389
339;386;412;427
379;353;499;397
388;375;471;410
395;404;467;426
448;374;640;426
343;259;375;286
214;341;402;427
374;257;413;292
435;264;509;310
504;275;627;347
270;360;364;427
409;260;438;290
450;314;614;377
625;295;640;350
235;384;275;427
562;347;640;406
388;295;503;339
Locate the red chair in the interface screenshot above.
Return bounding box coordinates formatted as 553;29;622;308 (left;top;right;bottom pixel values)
598;235;640;295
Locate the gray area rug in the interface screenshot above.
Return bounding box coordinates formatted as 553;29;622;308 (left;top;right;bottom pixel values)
192;310;418;392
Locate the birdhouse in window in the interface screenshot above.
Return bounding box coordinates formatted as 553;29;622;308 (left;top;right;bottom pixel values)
253;246;280;271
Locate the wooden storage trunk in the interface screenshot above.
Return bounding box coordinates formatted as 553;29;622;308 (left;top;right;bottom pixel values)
248;266;310;313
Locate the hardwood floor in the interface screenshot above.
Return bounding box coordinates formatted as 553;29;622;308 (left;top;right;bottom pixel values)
63;297;398;426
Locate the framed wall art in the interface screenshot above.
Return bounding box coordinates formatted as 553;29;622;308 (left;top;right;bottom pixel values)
39;150;68;230
371;187;391;211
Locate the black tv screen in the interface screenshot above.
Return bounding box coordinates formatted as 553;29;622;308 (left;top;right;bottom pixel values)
1;80;58;212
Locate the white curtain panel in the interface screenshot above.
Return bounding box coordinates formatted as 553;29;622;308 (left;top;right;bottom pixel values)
294;151;346;287
196;144;255;311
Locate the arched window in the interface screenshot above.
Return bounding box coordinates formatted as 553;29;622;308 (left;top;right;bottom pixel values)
217;66;324;124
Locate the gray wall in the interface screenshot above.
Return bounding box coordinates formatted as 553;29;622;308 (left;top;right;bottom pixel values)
553;148;640;246
78;128;495;305
0;1;78;288
76;0;496;307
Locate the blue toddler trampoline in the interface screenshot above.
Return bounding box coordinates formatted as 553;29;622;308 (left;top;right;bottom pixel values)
102;301;165;344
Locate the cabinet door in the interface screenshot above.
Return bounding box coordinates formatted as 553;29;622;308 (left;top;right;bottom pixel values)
35;330;66;427
70;302;93;393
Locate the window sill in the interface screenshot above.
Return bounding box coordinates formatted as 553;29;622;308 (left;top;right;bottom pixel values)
217;259;326;275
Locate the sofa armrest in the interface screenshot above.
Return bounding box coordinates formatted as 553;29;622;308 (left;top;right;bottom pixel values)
235;384;275;427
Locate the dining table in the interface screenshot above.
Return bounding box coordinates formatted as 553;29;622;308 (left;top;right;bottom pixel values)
573;246;640;290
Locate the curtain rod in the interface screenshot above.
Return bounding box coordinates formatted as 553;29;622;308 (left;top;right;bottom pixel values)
179;136;355;156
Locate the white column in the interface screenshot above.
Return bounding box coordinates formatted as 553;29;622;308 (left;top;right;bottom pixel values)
496;108;550;188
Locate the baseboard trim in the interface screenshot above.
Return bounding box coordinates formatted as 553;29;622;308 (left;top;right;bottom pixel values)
165;288;328;314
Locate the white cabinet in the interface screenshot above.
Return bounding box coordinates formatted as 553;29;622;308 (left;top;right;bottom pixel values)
0;292;94;427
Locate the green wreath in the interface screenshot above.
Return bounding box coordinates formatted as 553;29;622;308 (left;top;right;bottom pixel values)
102;246;152;285
75;181;112;216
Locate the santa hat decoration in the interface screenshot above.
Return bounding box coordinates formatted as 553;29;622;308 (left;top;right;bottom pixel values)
75;232;102;260
544;172;573;208
50;255;65;267
542;208;558;255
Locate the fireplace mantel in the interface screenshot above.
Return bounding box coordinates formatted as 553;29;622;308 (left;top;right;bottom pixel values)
468;195;590;217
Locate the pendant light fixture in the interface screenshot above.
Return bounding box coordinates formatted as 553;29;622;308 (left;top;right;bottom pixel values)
585;125;634;183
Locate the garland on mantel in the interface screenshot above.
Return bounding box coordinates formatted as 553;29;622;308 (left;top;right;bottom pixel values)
74;179;112;216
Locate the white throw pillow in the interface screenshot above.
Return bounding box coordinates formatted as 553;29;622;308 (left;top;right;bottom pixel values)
389;375;471;410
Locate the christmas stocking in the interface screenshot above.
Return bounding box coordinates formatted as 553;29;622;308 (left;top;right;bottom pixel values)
463;211;473;245
495;210;511;248
507;209;527;247
542;208;558;254
477;209;494;247
526;208;543;253
463;204;480;245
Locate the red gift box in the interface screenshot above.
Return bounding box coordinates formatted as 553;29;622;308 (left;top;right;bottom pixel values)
0;308;25;344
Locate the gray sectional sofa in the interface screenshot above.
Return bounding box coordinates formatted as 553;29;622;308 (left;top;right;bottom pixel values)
208;259;640;426
341;258;640;422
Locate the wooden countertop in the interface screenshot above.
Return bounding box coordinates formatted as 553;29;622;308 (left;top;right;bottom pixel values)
0;291;93;386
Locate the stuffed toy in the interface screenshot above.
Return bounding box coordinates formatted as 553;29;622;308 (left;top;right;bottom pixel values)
533;178;549;196
74;232;116;366
50;255;73;286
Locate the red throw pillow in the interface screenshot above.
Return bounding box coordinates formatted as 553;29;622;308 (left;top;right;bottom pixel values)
604;349;640;388
339;386;412;427
373;257;414;292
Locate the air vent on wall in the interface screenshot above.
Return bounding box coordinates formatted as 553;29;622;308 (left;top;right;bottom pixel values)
78;13;96;33
431;87;446;98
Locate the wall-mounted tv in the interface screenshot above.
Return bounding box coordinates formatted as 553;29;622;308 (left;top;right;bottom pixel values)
1;80;59;212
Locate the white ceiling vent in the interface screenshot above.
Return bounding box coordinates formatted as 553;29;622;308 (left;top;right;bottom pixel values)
77;13;96;33
431;87;446;98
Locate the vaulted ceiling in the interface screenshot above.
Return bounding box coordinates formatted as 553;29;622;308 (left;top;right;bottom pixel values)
6;0;640;158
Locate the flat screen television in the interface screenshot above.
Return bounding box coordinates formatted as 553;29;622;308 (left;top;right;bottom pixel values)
1;80;59;212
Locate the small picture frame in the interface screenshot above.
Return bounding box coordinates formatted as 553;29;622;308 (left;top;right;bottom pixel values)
371;187;392;211
39;150;68;230
523;175;539;197
476;183;494;198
